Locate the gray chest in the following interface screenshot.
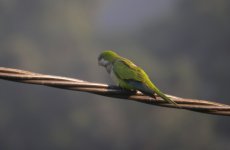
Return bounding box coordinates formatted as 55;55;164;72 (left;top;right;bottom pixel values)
105;63;119;85
110;68;119;85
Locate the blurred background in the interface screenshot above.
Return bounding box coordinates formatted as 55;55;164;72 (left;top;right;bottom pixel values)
0;0;230;149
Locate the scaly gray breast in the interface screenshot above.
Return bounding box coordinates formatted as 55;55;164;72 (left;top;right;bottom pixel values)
109;66;119;85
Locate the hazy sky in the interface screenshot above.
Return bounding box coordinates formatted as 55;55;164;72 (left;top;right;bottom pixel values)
96;0;176;34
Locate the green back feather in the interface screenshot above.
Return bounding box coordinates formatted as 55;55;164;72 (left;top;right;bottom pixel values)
113;58;177;105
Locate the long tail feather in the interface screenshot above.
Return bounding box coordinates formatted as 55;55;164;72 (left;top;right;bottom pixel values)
148;82;178;106
154;89;178;106
126;79;178;106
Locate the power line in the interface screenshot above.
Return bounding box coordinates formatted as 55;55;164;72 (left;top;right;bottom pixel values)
0;67;230;116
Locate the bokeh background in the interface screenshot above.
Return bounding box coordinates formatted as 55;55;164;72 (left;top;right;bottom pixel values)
0;0;230;149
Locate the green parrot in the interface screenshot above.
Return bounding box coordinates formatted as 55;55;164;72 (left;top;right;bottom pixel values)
98;50;177;105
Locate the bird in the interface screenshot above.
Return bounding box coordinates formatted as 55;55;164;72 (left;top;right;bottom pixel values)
98;50;177;105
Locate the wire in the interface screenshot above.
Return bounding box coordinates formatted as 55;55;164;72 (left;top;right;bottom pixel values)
0;67;230;116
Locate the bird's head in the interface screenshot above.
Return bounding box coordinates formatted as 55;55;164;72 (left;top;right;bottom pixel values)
98;50;119;67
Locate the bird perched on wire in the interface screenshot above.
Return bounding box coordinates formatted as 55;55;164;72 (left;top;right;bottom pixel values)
98;50;177;105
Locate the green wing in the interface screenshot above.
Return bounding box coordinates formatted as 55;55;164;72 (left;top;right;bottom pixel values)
113;59;178;106
112;59;147;82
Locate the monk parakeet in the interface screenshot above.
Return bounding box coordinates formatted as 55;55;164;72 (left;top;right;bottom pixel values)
98;50;177;105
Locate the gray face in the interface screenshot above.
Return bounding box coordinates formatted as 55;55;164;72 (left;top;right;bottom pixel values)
98;58;109;67
98;58;113;73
